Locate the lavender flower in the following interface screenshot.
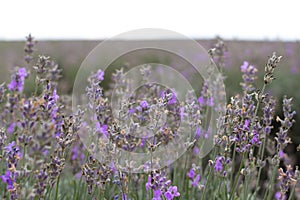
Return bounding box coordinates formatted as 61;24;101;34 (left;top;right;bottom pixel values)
161;90;177;105
275;96;296;151
33;56;62;85
34;167;48;197
278;165;297;196
145;170;179;199
3;141;22;170
275;191;287;200
0;83;5;102
24;34;36;64
187;164;202;188
96;69;105;81
264;52;282;84
82;157;113;194
46;153;65;187
240;61;258;93
0;128;6;150
164;186;180;200
187;168;195;179
0;170;18;199
212;155;230;177
140;100;148;109
1;170;15;190
7;67;28;92
262;93;276;135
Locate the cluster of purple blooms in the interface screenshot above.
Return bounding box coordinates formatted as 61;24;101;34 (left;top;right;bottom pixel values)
7;67;28;92
187;164;202;188
145;170;180;200
0;35;299;200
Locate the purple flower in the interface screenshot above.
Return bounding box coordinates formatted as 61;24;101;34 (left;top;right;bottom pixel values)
71;145;79;161
8;67;28;92
250;130;261;145
4;141;16;152
195;128;201;140
18;67;27;78
128;108;135;114
198;96;204;106
278;165;296;196
240;61;258;93
275;191;286;200
161;90;177;105
140;100;148;109
121;193;127;200
192;174;201;187
214;157;223;173
279;150;285;159
243;119;250;130
153;189;162;200
52;89;59;101
164;186;180;200
193;147;199;155
0;170;14;190
97;69;104;81
187;168;195;179
7;80;17;91
7;123;16;134
96;123;108;138
240;61;249;72
250;134;260;145
146;170;178;199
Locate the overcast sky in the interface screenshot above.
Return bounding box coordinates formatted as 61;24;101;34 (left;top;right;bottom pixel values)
1;0;299;40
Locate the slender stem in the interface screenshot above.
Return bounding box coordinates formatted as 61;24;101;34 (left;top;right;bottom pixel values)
230;143;237;184
217;177;222;197
288;183;297;200
253;136;268;199
244;173;249;200
265;164;278;200
184;160;190;199
76;176;82;200
229;153;245;200
183;151;190;199
55;176;60;200
251;83;267;200
224;180;229;200
73;180;77;200
142;174;146;200
201;168;212;200
253;83;266;121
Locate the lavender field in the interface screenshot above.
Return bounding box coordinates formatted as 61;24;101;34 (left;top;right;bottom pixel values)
0;36;300;199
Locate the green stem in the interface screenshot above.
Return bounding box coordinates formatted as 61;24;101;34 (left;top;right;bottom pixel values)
217;177;222;198
185;166;190;200
55;176;60;200
76;176;82;200
251;83;267;200
265;164;278;200
253;83;266;121
201;168;212;200
288;183;297;200
229;153;245;200
253;135;268;199
183;152;190;199
230;143;237;184
73;180;77;200
244;174;249;200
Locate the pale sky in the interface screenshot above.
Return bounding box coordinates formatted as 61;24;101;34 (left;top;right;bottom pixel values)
0;0;299;40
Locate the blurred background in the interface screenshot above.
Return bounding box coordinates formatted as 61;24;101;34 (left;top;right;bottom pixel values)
0;0;299;144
